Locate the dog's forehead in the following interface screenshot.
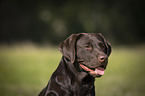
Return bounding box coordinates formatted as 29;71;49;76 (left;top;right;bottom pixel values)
77;33;101;44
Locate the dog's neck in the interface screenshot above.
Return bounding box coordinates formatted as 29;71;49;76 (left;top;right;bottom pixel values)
62;57;95;83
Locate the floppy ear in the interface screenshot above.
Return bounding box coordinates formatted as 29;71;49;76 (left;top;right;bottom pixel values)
97;33;112;56
59;34;79;63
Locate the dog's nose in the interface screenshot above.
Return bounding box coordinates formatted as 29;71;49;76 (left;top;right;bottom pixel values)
98;55;108;62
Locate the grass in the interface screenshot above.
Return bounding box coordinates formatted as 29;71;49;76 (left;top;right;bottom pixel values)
0;44;145;96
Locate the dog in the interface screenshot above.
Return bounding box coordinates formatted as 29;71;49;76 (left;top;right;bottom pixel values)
39;33;112;96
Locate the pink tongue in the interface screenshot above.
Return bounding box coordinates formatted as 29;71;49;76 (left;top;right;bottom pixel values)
95;67;105;75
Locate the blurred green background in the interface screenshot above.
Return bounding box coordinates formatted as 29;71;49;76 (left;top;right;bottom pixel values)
0;45;145;96
0;0;145;96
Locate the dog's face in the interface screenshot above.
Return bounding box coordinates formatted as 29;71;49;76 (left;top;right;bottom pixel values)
59;33;111;77
76;33;111;77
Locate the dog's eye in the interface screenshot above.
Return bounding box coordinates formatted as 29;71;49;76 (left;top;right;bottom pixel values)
84;43;92;50
98;43;105;50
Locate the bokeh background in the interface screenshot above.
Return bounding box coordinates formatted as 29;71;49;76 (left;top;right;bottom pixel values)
0;0;145;96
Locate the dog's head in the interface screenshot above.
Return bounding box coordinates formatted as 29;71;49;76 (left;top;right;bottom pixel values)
59;33;111;77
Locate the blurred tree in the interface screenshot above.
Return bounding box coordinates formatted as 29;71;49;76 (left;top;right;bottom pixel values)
0;0;144;45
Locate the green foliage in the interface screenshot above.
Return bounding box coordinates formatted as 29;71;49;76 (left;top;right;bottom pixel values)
0;0;145;44
0;45;145;96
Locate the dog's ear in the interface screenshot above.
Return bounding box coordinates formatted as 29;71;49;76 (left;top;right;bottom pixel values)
97;33;112;56
59;34;79;63
106;41;112;56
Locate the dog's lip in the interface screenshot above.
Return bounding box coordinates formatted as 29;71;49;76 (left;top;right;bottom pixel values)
79;62;106;70
79;63;105;77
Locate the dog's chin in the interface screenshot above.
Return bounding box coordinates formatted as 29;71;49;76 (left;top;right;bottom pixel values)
94;74;102;78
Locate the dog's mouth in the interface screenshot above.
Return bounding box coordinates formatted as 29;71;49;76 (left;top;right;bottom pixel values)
79;63;105;77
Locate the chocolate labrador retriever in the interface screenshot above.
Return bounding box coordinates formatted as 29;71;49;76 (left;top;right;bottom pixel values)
39;33;111;96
